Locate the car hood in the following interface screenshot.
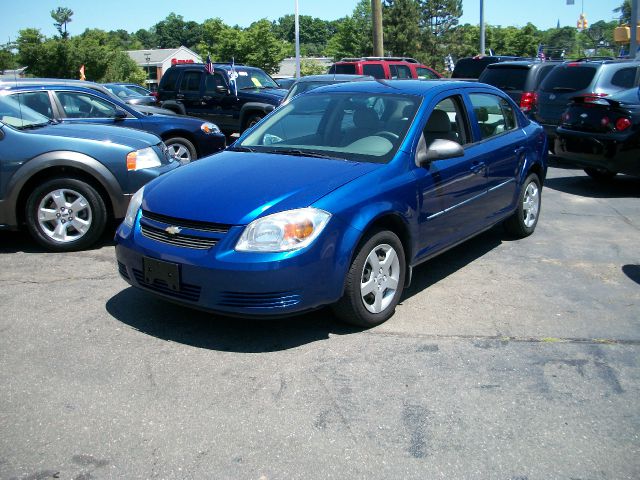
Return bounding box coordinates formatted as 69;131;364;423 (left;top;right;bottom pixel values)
142;150;380;225
31;122;160;149
239;88;287;104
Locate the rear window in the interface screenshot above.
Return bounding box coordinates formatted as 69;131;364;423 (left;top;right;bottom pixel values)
329;64;357;75
479;67;529;91
452;58;495;79
159;68;180;91
540;65;597;92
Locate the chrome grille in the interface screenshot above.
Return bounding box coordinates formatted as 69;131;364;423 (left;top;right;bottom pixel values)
218;291;302;309
141;224;218;249
141;210;231;233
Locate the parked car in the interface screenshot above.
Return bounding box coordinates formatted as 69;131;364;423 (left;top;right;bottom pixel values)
535;59;640;145
0;78;173;116
281;74;373;104
158;63;287;134
328;57;441;80
1;84;226;163
102;83;158;106
554;86;640;180
115;80;547;327
452;55;529;79
0;92;179;251
478;60;562;117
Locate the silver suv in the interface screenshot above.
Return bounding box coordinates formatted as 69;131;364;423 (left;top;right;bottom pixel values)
534;59;640;144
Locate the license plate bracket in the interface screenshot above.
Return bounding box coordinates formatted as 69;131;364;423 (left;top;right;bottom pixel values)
142;257;180;292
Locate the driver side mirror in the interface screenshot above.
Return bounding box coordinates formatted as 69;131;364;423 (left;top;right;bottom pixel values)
416;137;464;167
114;109;127;121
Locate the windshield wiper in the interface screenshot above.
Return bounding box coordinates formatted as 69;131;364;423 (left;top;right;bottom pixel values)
227;145;256;152
18;122;50;130
268;149;335;159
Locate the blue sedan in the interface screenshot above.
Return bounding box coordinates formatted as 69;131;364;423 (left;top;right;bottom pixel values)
115;80;547;327
1;84;226;163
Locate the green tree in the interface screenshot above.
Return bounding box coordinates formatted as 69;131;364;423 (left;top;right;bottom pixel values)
133;28;159;49
300;58;327;76
152;13;203;49
16;28;46;75
383;0;421;57
326;0;373;59
102;51;146;83
239;20;288;74
51;7;73;39
417;0;463;71
614;0;631;24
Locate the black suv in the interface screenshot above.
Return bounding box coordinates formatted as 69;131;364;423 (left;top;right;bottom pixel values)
535;59;640;144
478;60;562;118
158;63;287;134
452;55;529;79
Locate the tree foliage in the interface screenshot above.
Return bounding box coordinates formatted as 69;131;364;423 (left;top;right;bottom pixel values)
51;7;73;39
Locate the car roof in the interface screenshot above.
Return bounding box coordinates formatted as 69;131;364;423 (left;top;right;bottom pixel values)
295;74;373;82
306;79;487;96
485;60;563;69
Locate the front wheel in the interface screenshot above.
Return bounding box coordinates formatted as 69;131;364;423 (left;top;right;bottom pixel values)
504;172;541;238
25;177;107;251
242;114;264;133
165;137;197;164
332;230;406;328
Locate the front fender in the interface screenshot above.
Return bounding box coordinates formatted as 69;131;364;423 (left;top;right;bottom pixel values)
1;151;124;226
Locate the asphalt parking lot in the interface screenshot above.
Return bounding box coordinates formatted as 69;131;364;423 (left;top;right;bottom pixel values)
1;165;638;479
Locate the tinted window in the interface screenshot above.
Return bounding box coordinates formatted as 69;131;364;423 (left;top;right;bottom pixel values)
57;92;118;119
469;93;517;140
160;68;180;91
363;64;385;79
389;64;411;79
611;68;637;88
479;67;529;91
540;65;597;92
13;91;52;118
331;64;356;75
180;71;202;92
416;67;439;79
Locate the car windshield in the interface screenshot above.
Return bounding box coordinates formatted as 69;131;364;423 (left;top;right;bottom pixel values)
235;69;279;90
0;93;51;129
237;91;421;164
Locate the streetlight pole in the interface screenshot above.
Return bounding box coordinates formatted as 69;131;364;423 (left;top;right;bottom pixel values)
632;0;639;59
144;52;151;87
480;0;485;55
295;0;300;79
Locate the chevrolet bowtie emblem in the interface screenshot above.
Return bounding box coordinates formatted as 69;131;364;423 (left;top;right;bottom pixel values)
165;225;182;235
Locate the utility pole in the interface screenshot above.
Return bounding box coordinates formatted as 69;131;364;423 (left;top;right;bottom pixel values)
632;0;639;59
372;0;383;57
480;0;485;55
295;0;301;78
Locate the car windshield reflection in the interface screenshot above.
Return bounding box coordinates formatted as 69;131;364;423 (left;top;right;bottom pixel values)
238;92;421;164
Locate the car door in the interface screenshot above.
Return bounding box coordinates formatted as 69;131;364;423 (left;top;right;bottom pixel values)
200;71;239;130
465;91;524;219
413;93;489;257
53;90;142;129
176;69;205;117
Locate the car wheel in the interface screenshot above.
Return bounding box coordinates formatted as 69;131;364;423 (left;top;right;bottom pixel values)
504;172;541;238
584;167;616;182
165;137;197;164
243;114;264;132
25;177;107;252
332;230;405;328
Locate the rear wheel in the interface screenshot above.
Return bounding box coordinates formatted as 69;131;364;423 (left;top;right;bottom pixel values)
504;172;541;238
584;167;616;182
25;177;107;251
165;137;197;164
242;113;264;133
332;230;405;328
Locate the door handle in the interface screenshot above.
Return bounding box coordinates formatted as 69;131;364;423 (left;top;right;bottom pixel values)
176;94;184;99
470;161;486;174
514;146;526;156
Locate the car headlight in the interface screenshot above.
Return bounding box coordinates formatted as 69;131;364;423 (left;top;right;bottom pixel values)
123;186;144;227
235;207;331;252
126;147;161;171
201;122;221;134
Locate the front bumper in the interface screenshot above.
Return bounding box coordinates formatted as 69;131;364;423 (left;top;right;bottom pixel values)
114;213;359;317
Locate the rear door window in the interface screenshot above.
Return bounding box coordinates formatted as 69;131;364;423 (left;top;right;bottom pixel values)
469;93;517;140
540;66;597;92
330;64;357;75
363;64;385;79
611;67;637;88
179;71;202;93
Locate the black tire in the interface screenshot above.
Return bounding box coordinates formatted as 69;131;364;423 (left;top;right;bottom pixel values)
165;137;197;164
584;167;616;182
332;230;406;328
242;113;264;133
25;177;107;252
504;172;541;238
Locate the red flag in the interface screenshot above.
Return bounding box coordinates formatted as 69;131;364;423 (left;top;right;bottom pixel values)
79;64;86;81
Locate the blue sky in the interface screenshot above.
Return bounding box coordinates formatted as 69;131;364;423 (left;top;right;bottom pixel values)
2;0;621;44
